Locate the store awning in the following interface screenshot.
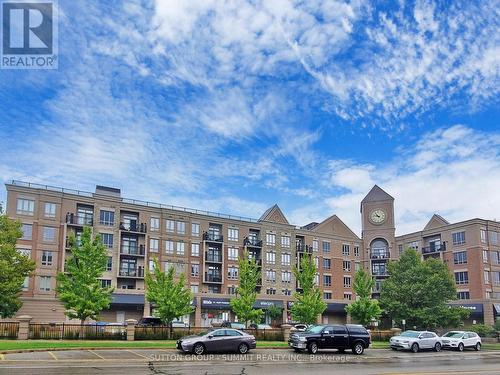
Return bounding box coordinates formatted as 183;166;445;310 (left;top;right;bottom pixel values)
448;303;484;316
253;300;284;309
493;304;500;316
111;294;144;305
201;297;231;309
325;303;347;314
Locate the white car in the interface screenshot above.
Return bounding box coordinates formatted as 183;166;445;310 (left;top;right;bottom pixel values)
390;330;442;353
441;331;481;351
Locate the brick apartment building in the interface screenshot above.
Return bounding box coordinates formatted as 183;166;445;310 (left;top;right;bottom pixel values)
4;180;500;326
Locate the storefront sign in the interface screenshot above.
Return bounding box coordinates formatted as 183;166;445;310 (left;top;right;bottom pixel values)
253;300;284;309
201;297;231;309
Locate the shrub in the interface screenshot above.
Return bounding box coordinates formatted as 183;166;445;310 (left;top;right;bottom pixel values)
467;324;496;338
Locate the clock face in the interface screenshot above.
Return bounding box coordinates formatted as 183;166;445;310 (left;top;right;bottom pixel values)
370;209;386;224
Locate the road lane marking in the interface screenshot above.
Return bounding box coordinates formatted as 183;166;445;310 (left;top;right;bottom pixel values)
88;350;106;360
47;352;58;360
382;371;490;375
127;349;150;359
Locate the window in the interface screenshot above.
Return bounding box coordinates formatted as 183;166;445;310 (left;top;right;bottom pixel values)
21;224;32;240
191;263;200;277
228;247;238;261
484;271;490;284
493;271;500;285
354;245;360;257
312;240;319;252
486;291;491;299
266;251;276;264
483;250;488;262
455;271;469;285
44;202;56;218
41;251;53;266
314;256;319;267
355;262;360;271
343;293;352;301
228;286;237;295
18;248;31;258
323;275;332;286
490;231;498;245
42;227;56;242
208;285;220;293
150;217;160;231
314;273;319;285
372;263;387;276
281;235;290;248
101;279;112;288
165;240;174;254
454;251;467;265
480;229;487;243
324;292;332;299
323;258;331;270
22;277;29;291
101;233;113;248
191;243;200;257
281;253;291;266
106;257;113;271
281;271;291;283
342;244;350;256
266;288;276;295
398;244;403;255
228;266;238;280
323;241;331;253
343;260;351;272
166;220;175;233
176;221;185;235
343;277;351;288
457;291;470;300
266;270;276;282
408;241;419;250
176;241;185;255
452;231;466;245
39;276;51;291
149;238;159;253
191;285;199;293
492;251;500;265
99;210;114;226
191;223;200;236
17;198;34;215
228;228;239;242
282;289;292;296
266;233;276;246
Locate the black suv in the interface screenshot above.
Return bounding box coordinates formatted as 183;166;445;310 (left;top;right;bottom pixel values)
288;324;370;355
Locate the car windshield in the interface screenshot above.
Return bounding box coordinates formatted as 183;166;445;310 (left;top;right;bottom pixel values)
400;331;420;338
443;332;464;338
305;325;324;333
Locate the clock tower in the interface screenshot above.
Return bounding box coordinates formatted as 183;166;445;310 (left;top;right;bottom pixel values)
360;185;396;295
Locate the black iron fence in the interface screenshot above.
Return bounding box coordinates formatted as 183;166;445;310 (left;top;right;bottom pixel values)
134;326;284;341
0;322;19;339
28;323;126;340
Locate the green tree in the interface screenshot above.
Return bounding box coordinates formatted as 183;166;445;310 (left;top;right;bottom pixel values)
345;268;382;326
379;249;470;329
267;304;283;327
56;227;113;324
230;251;263;327
291;255;326;324
0;213;36;318
145;257;193;337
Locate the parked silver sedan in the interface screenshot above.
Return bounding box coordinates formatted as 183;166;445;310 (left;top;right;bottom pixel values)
390;330;442;353
177;329;256;355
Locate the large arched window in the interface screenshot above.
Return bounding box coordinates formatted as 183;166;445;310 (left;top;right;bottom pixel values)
370;238;389;259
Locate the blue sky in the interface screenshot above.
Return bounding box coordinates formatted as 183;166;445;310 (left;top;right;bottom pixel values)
0;0;499;235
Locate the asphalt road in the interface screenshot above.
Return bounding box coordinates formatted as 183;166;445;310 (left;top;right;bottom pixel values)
1;349;499;375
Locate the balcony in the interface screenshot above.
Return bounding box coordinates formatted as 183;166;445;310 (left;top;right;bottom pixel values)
120;244;145;256
119;222;147;234
296;244;313;253
119;268;144;278
205;253;223;263
244;237;262;247
203;232;223;242
66;213;93;226
204;274;222;283
371;251;390;259
372;271;388;277
422;243;446;254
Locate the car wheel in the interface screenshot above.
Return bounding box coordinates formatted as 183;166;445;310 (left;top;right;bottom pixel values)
352;342;364;355
411;343;419;353
307;342;318;354
193;343;205;355
238;343;249;354
474;342;481;351
458;343;464;352
434;342;442;352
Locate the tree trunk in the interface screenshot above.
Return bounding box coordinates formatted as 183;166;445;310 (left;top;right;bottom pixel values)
80;319;85;340
169;322;173;340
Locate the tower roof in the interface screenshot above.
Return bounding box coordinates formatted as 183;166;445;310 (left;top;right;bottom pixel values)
360;185;394;212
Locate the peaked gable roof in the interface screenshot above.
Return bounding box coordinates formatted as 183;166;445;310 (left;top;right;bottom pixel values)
258;204;289;225
310;215;360;239
423;214;450;231
361;185;394;203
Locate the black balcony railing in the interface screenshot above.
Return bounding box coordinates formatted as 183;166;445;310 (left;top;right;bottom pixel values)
244;237;262;247
422;243;446;254
372;271;388;277
119;268;144;278
203;232;223;242
204;274;222;283
205;253;223;263
120;244;145;256
66;213;93;226
370;251;390;259
119;222;147;233
296;244;313;253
